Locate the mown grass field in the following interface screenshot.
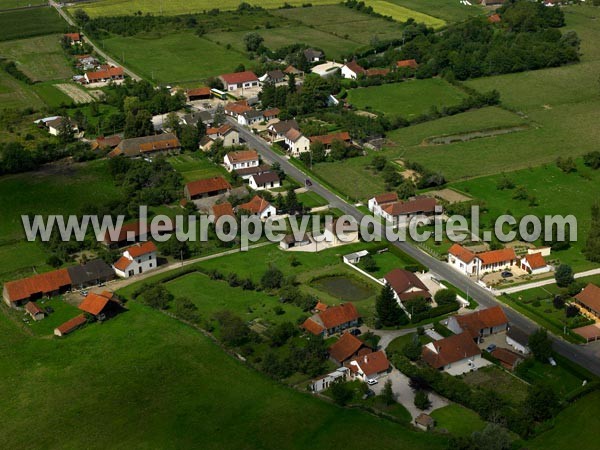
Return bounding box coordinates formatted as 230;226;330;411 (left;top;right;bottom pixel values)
0;0;47;10
0;302;448;449
429;404;486;437
0;69;44;110
167;153;229;182
0;34;73;82
31;82;74;107
347;79;467;118
102;32;252;83
387;0;484;23
0;6;67;41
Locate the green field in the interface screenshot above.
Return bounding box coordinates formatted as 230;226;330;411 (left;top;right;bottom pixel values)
297;190;329;209
387;0;484;23
0;7;67;41
31;83;74;107
347;79;467;118
0;301;448;449
0;34;73;82
463;365;529;404
367;0;444;28
0;69;44;110
528;390;600;450
102;32;252;83
167;153;229;183
429;404;486;437
0;1;47;10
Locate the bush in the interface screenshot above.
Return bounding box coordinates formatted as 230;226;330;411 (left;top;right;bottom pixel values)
414;390;431;410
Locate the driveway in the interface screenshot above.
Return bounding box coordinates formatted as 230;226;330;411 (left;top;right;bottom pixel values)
370;369;448;419
374;325;433;351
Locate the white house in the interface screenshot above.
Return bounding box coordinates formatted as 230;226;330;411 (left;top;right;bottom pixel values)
345;351;390;382
506;327;530;355
218;71;259;91
248;171;280;191
113;241;158;278
378;197;438;226
284;128;310;157
422;332;482;375
520;252;551;275
268;119;299;141
207;124;239;147
238;109;264;127
341;61;366;79
310;367;349;393
304;48;324;63
446;306;509;343
368;192;399;215
223;149;259;172
46;117;82;138
323;218;359;246
237;195;276;220
448;244;517;277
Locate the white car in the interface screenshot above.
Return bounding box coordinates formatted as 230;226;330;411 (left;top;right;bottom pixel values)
366;379;378;386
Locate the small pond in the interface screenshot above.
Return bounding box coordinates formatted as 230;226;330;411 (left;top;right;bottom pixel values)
312;276;374;301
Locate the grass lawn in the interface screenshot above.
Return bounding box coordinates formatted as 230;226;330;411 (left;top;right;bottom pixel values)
357;249;420;278
102;32;252;83
0;7;67;41
528;390;600;450
462;365;529;404
32;82;74;108
297;190;329;209
386;0;484;23
0;34;73;82
1;0;47;9
386;332;432;355
0;301;448;449
429;404;486;437
347;79;467;118
515;359;585;400
0;69;44;110
366;0;445;29
167;153;229;183
25;296;81;336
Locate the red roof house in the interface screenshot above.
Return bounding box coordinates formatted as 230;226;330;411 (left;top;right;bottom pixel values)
184;176;231;200
422;332;481;370
3;269;72;307
54;314;87;337
575;284;600;317
219;71;259;90
447;306;509;341
345;350;390;380
302;303;360;336
384;269;431;302
329;332;370;364
397;59;419;70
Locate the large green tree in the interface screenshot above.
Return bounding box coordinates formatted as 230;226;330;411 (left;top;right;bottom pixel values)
376;284;406;327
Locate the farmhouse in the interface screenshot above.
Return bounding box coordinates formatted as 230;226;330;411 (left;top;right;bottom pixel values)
368;192;399;215
83;65;124;84
182;110;213;127
574;283;600;318
520;252;550;275
310;367;349;393
384;269;431;303
284;128;310;157
219;71;259;91
248;171;280;191
397;59;419;70
304;48;324;62
3;269;71;308
206;124;239;147
74;54;98;70
109;133;181;158
302;303;360;336
341;61;366;79
184;176;231;200
329;332;371;365
91;135;121;151
78;291;122;320
422;332;482;374
67;259;115;290
186;87;211;101
447;306;509;343
279;233;311;250
212;202;235;222
64;32;82;45
506;326;530;355
225;100;253;118
345;351;391;382
262;108;280;122
268;119;299;141
379;197;439;226
224;149;259;172
46;117;81;138
25;301;45;321
309;131;351;150
236;195;276;219
235;164;272;180
113;242;158;278
54;314;87;337
260;70;286;84
448;244;518;277
238;109;264;126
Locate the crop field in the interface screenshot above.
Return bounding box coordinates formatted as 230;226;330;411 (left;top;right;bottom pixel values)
0;7;67;41
367;0;445;28
0;34;73;82
31;83;73;107
102;32;252;83
0;69;43;110
0;301;447;449
347;79;467;118
0;1;47;10
387;0;484;23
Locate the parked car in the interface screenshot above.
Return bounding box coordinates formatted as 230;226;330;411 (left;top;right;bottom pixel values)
501;271;513;278
81;290;89;297
486;344;497;353
366;379;378;386
305;179;312;187
350;328;362;336
45;306;54;314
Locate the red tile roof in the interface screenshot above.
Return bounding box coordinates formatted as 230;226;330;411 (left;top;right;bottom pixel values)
524;252;546;270
126;241;158;258
302;317;325;335
346;350;390;377
319;303;360;330
4;269;71;303
139;137;180;153
309;132;351;146
455;306;509;338
478;248;517;266
448;244;476;264
344;61;366;75
575;284;600;314
366;68;390;77
238;195;271;214
186;176;231;197
262;108;280;118
374;192;399;205
491;348;522;370
382;197;437;216
64;33;81;41
422;332;481;369
225;101;253;116
384;268;429;296
315;301;328;312
113;256;131;272
329;332;366;363
55;314;87;335
220;71;258;85
25;301;44;316
186;87;211;97
488;14;502;23
85;66;124;82
212;202;235;220
78;292;112;315
285;128;304;142
206;124;233;136
397;59;419;69
226;149;258;163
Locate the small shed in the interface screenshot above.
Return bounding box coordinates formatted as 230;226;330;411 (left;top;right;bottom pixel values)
280;233;311;250
25;301;45;321
343;250;369;264
414;413;435;431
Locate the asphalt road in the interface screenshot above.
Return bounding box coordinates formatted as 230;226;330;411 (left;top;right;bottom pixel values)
231;118;600;376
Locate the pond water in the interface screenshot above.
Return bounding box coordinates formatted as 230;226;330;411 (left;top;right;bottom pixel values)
312;276;374;301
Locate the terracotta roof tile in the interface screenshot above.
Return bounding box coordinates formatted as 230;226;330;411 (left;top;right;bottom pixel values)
302;317;324;335
329;332;367;363
238;195;271;215
226;149;258;163
448;244;477;264
455;306;509;338
384;269;429;296
422;332;481;369
212;202;235;220
186;176;231;197
309;132;351;146
220;71;258;85
25;301;44;316
78;293;111;315
575;284;600;314
397;59;419;69
346;350;390;377
55;314;87;335
524;252;546;270
4;269;71;303
126;241;158;258
318;303;360;330
374;192;398;204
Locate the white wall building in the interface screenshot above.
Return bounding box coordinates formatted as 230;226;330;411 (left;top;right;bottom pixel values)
113;242;158;278
223;150;259;172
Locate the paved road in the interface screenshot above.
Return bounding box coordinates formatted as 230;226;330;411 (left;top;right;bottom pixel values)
501;267;600;294
232;119;600;376
50;1;142;81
